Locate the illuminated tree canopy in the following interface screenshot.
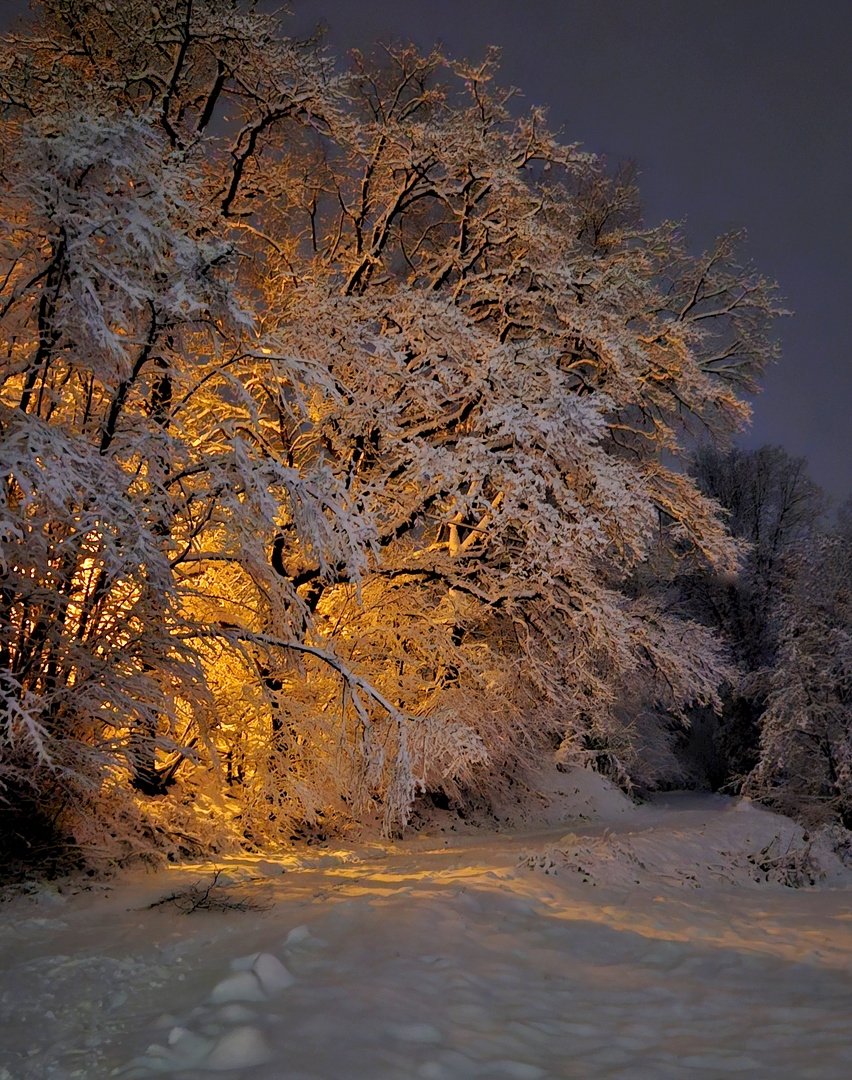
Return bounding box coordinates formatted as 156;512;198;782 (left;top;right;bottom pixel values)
0;0;783;856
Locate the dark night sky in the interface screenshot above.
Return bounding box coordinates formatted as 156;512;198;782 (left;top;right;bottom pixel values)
4;1;852;498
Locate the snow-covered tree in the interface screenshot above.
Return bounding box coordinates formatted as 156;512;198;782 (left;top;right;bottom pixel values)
0;1;784;859
745;527;852;825
676;446;825;786
689;446;825;669
0;1;390;854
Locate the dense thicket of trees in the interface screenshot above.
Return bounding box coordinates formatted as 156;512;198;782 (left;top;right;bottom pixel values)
748;525;852;826
0;1;791;864
680;446;825;785
679;447;852;828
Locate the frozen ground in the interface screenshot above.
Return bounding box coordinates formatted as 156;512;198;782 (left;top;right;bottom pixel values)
2;768;852;1080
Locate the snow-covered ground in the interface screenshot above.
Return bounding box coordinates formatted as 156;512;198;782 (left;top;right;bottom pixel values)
3;768;852;1080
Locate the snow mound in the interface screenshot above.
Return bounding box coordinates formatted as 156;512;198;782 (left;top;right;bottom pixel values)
520;795;852;890
540;764;634;822
408;762;635;835
283;924;312;947
492;762;634;829
206;970;266;1004
205;1025;272;1071
252;952;296;994
208;952;294;1004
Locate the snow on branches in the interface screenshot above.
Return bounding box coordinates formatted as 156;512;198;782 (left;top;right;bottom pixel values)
0;1;784;856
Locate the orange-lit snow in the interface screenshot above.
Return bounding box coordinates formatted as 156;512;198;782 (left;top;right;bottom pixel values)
2;770;852;1079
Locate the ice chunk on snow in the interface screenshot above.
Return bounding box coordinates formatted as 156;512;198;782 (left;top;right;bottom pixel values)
387;1022;441;1043
215;1003;258;1024
252;952;296;994
166;1027;214;1066
152;1013;179;1029
117;1053;173;1076
208;954;292;1009
283;923;327;951
205;1026;273;1071
118;1032;215;1077
229;952;260;972
284;924;312;946
208;971;266;1004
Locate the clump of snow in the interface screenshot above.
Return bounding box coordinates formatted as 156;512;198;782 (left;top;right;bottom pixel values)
122;1029;214;1075
167;1026;214;1065
214;1003;257;1024
228;952;260;972
204;1026;273;1071
283;924;312;947
204;952;295;1006
252;952;296;994
206;970;266;1005
281;924;327;954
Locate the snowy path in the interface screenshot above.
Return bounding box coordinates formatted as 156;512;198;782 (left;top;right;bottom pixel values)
2;792;852;1079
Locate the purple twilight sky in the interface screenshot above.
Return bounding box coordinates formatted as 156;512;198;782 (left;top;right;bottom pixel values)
3;0;852;499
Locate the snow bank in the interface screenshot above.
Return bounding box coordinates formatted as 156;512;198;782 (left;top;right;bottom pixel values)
412;760;635;835
525;762;634;824
520;792;851;890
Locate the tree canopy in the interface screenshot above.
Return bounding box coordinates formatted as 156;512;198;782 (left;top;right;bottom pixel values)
0;0;784;861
